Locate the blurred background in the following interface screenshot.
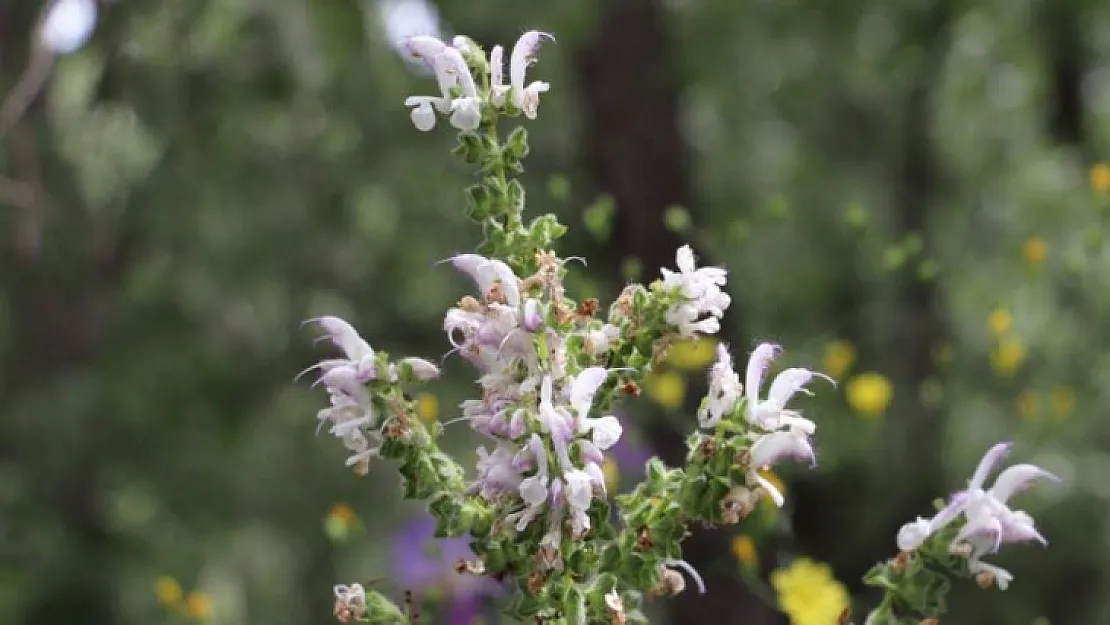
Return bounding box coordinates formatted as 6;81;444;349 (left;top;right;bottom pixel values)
1;0;1107;623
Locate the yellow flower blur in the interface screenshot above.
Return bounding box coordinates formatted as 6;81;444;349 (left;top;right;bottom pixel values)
991;338;1026;377
328;503;355;524
643;371;687;410
155;576;183;607
1050;386;1075;419
988;308;1012;337
666;337;719;371
185;592;213;621
730;535;758;569
771;558;850;625
1016;390;1040;421
1022;237;1048;266
415;392;439;423
822;340;856;380
602;457;620;492
1091;163;1110;194
846;372;894;418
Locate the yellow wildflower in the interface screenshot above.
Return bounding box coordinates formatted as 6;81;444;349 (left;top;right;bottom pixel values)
666;337;719;371
1016;390;1040;421
643;371;686;410
987;308;1012;337
770;558;850;625
822;340;856;380
155;576;183;608
185;592;213;621
415;392;439;423
846;372;894;418
1091;163;1110;194
1022;237;1048;266
991;338;1025;377
1050;386;1075;419
730;535;758;569
602;457;620;492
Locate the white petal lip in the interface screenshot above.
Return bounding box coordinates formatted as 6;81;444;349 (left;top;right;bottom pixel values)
404;34;447;69
749;431;815;468
766;367;834;407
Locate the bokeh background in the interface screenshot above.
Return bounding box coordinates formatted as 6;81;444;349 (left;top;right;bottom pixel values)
1;0;1108;623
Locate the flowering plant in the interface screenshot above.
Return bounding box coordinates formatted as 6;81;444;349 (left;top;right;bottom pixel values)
303;30;1059;625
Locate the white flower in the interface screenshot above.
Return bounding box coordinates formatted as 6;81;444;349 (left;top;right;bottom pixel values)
40;0;97;55
437;47;482;131
744;343;830;434
745;430;815;507
563;468;593;536
309;316;377;381
661;246;731;337
698;343;743;428
403;37;457;131
450;254;521;307
509;434;551;531
508;31;553;118
895;442;1059;589
582;415;622;450
403;34;448;72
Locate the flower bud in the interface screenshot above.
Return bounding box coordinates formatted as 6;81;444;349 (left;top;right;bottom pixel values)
522;298;544;332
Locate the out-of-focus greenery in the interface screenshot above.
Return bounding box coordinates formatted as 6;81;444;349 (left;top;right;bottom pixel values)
1;1;1108;624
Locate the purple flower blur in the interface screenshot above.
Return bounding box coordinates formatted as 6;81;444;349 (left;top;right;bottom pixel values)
392;515;503;625
609;414;652;479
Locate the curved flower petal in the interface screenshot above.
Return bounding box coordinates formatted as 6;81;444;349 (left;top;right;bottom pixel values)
988;463;1060;504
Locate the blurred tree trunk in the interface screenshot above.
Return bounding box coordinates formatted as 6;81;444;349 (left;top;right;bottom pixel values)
790;0;953;594
576;1;779;623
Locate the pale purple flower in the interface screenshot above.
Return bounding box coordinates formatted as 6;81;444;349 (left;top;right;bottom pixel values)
450;254;521;307
507;31;553;118
895;442;1060;590
392;516;502;625
698;343;743;428
744;342;831;434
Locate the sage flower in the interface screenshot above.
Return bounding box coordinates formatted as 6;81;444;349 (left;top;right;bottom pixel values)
661;246;731;337
697;343;743;428
507;31;553;118
744;342;831;434
895;442;1060;590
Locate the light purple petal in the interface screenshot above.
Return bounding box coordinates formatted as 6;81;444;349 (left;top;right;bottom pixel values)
969;442;1013;491
989;463;1060;504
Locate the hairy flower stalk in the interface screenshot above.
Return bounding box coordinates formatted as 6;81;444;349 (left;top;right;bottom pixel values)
298;27;1061;625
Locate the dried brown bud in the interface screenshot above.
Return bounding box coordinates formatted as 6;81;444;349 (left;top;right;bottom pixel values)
720;486;757;524
636;526;654;551
459;295;483;313
974;570;994;589
485;280;507;305
919;618;940;625
577;298;600;318
527;572;545;595
890;551;912;574
699;438;719;458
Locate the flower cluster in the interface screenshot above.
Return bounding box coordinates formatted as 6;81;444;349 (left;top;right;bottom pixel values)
307;316;440;475
696;341;831;507
296;26;1062;625
896;442;1058;590
404;31;552;132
